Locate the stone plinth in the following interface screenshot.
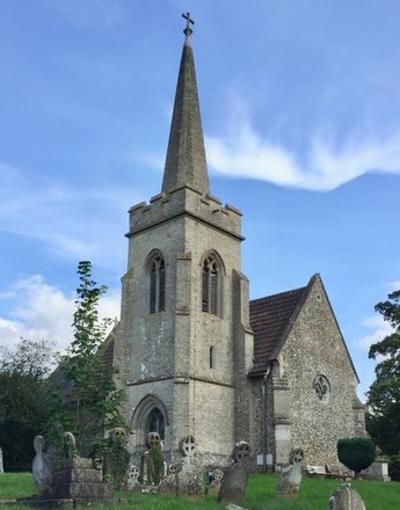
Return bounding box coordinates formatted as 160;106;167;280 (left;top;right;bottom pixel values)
51;457;112;504
364;460;391;482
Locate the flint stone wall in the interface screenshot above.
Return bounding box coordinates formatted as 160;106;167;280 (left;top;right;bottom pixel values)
280;277;361;467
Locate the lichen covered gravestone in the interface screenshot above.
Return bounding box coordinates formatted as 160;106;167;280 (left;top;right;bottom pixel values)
32;435;52;493
142;432;165;485
104;427;130;489
218;441;251;505
276;448;304;498
175;435;204;497
207;468;224;497
328;483;366;510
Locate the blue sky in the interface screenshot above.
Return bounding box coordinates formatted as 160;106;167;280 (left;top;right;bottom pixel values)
1;0;399;399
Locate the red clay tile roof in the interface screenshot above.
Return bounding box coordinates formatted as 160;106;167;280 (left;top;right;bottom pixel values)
249;287;306;377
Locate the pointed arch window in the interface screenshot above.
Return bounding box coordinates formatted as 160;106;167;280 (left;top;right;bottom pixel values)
146;407;165;439
150;254;165;313
202;254;220;315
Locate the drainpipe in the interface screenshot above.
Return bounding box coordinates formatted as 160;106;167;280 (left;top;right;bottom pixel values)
262;365;271;473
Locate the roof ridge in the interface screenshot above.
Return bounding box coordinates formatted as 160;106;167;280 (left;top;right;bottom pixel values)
250;285;306;304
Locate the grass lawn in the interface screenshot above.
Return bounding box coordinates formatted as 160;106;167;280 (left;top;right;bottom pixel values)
0;472;398;509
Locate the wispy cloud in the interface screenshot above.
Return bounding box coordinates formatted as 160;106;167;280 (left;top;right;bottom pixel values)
386;280;400;293
0;275;120;352
356;315;394;355
205;100;400;191
0;162;142;270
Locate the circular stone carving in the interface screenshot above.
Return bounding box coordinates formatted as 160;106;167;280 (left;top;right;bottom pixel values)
168;463;181;475
181;435;196;457
147;431;161;449
213;468;224;481
128;465;140;479
313;374;330;401
111;427;126;442
233;441;251;462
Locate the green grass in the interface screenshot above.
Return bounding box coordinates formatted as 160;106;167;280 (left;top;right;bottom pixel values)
0;473;35;499
0;472;398;510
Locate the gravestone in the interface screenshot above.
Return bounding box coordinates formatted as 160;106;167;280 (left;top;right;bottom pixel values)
0;447;4;473
28;432;113;506
206;468;224;497
363;448;390;481
175;435;204;497
142;432;165;485
328;483;366;510
126;464;140;489
32;435;52;493
218;441;251;505
276;448;304;498
104;427;130;489
364;459;390;481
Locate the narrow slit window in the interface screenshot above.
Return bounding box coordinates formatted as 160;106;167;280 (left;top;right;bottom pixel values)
149;254;166;313
209;346;214;369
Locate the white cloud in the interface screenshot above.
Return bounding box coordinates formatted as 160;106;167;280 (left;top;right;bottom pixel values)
205;101;400;191
0;162;142;270
386;280;400;292
356;315;394;355
0;275;120;353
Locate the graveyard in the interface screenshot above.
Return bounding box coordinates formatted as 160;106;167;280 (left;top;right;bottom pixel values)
0;471;399;510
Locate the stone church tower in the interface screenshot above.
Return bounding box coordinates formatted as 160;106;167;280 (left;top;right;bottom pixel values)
115;20;254;465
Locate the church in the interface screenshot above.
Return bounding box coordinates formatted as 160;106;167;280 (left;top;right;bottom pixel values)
104;17;366;471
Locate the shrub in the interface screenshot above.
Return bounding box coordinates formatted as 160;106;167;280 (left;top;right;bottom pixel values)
146;446;164;485
388;454;400;481
337;437;375;476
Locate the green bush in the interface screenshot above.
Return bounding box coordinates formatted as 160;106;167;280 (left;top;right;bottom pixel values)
337;437;375;475
146;446;164;485
388;454;400;481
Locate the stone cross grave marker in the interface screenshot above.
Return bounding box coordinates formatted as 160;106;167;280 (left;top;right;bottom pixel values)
181;435;196;465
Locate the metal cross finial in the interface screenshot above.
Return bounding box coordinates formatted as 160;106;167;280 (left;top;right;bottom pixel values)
182;12;194;39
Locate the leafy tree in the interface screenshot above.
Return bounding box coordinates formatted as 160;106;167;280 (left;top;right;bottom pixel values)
366;288;400;456
50;261;126;457
0;339;57;471
337;437;375;477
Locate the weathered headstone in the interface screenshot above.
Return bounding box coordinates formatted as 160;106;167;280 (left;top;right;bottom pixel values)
142;432;165;485
276;448;304;498
218;441;251;505
328;483;366;510
175;435;204;497
126;464;140;489
0;447;4;473
363;448;390;481
104;427;130;489
207;468;224;497
32;435;52;493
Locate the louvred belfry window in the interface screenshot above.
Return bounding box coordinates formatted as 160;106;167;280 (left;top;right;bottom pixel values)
150;255;166;313
202;255;219;315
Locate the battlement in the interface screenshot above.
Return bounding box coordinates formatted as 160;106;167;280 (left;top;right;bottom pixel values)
127;185;243;240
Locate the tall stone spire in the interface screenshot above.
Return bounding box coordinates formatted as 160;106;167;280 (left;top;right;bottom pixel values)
161;13;209;194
